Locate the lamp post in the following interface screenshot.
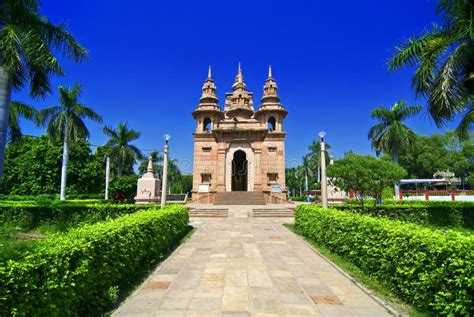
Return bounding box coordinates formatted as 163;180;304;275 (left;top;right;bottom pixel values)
319;131;328;208
105;156;110;200
161;134;171;208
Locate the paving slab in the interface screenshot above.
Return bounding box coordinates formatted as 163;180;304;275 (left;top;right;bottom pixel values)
113;217;393;316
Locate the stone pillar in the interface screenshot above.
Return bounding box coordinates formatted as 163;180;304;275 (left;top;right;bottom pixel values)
253;146;262;191
216;145;227;192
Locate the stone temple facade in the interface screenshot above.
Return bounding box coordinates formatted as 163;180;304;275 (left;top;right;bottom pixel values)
191;64;287;203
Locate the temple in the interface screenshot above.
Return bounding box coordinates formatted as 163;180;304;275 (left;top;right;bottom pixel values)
191;64;287;204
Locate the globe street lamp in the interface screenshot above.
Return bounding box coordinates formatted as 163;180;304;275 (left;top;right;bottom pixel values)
319;131;328;208
161;134;171;208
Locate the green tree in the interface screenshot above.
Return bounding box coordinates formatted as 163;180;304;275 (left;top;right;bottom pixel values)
8;101;37;143
398;131;474;187
368;100;421;163
2;135;104;195
389;0;474;138
285;167;302;197
327;153;407;207
109;174;139;202
0;0;87;178
103;122;142;176
38;84;103;200
307;139;331;184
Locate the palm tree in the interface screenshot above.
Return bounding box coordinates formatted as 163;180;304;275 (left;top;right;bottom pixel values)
389;0;474;139
368;100;421;198
368;100;421;163
307;139;331;183
167;159;181;193
0;0;87;178
8;101;37;143
38;84;102;200
103;122;143;176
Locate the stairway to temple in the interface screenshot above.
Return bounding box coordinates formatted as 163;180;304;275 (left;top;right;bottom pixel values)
188;207;228;218
252;207;295;217
214;191;266;205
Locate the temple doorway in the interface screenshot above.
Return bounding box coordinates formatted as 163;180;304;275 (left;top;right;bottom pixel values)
232;150;248;191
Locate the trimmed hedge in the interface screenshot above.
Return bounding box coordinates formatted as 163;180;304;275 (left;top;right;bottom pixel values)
0;201;151;231
336;201;474;229
295;205;474;315
0;205;189;316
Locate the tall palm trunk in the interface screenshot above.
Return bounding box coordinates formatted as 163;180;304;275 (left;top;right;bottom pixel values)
60;133;69;200
0;67;12;179
392;152;400;200
305;172;309;192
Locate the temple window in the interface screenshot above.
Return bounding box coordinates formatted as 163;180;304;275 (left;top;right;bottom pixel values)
267;172;278;183
203;117;212;132
201;173;212;184
202;147;211;154
268;117;276;131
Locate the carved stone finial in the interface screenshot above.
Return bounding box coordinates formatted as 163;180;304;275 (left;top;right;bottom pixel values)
268;65;272;78
208;65;212;79
232;62;247;91
146;156;154;173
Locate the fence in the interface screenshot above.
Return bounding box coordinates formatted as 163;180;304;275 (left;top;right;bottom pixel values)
400;190;474;202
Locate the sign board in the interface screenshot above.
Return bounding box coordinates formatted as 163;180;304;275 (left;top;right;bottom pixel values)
198;184;209;193
271;184;282;193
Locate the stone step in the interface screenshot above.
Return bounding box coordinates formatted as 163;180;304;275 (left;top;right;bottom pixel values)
214;192;266;205
188;208;228;218
252;208;295;217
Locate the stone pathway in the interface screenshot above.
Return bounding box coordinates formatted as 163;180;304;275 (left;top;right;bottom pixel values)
113;218;392;317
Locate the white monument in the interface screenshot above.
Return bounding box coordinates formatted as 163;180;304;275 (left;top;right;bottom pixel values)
135;157;161;204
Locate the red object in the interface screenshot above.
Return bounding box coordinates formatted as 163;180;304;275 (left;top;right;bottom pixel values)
425;191;429;201
349;189;354;198
399;191;404;200
451;191;456;201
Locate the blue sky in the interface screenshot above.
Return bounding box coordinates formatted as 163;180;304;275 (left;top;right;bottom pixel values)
15;0;453;173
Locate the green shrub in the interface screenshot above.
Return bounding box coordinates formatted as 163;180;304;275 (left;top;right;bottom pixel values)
109;175;139;202
0;205;189;316
290;196;306;202
295;205;474;315
0;201;151;232
336;201;474;229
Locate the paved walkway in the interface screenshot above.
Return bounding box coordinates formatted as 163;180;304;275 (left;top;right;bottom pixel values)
113;218;392;317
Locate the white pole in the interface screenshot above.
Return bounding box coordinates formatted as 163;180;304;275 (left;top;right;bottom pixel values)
105;156;110;200
320;134;328;208
60;135;68;201
161;139;169;208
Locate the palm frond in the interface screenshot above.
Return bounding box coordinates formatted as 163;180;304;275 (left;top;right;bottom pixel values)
457;103;474;140
428;42;470;125
389;26;444;71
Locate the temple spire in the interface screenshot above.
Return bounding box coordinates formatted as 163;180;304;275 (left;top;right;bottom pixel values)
198;65;218;106
261;65;281;104
232;62;247;91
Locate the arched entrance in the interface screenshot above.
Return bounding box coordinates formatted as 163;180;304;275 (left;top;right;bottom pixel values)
232;150;248;191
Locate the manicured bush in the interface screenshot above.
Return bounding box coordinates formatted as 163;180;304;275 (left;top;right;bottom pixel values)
295;205;474;315
0;205;189;316
336;201;474;229
290;196;306;202
0;201;151;231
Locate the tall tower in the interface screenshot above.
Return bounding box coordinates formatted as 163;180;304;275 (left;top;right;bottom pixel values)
192;66;223;133
255;65;288;131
